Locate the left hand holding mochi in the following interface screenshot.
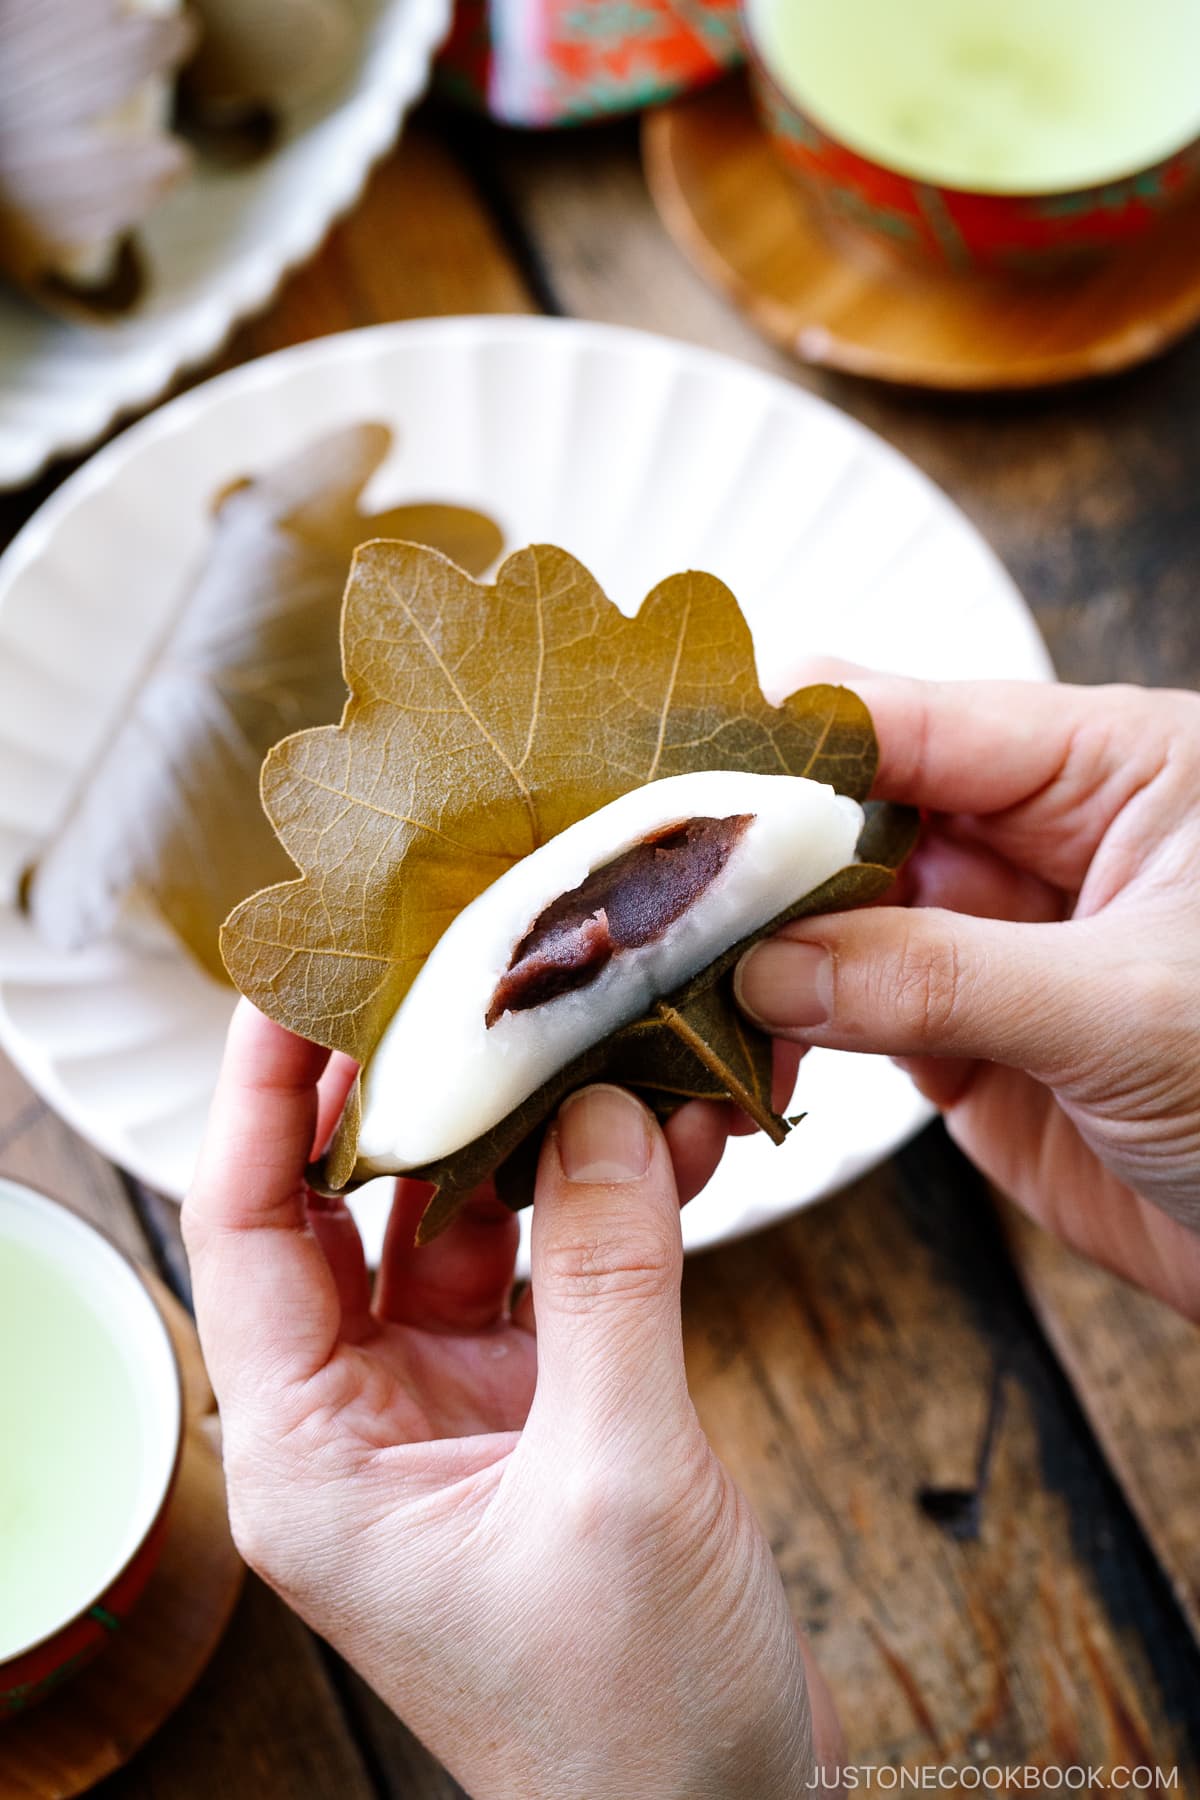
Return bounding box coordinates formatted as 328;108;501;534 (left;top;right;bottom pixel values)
184;1001;842;1800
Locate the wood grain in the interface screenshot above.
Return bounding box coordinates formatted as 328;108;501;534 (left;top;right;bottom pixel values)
684;1139;1200;1768
643;79;1200;390
111;1580;378;1800
1003;1202;1200;1644
0;1284;243;1800
491;112;790;379
219;110;535;366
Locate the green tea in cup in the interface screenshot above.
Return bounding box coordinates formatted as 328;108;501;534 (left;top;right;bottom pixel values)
0;1239;145;1659
0;1179;181;1714
750;0;1200;193
743;0;1200;270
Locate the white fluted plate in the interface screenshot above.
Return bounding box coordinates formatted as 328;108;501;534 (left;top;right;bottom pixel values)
0;317;1053;1266
0;0;450;491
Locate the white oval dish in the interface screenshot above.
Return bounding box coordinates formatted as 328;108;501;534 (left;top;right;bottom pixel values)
0;316;1054;1266
0;0;451;490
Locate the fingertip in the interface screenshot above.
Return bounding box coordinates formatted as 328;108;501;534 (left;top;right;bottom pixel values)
553;1083;658;1186
734;936;832;1038
227;994;291;1050
220;997;331;1098
531;1083;681;1239
192;1005;330;1236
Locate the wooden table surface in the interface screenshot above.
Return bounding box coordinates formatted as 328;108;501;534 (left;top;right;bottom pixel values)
3;95;1200;1796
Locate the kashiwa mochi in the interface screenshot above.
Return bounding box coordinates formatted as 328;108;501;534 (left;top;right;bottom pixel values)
218;543;919;1229
356;770;863;1175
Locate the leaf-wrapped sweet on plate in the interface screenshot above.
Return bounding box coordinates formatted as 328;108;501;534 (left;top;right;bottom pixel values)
22;424;504;982
0;0;195;314
220;542;918;1241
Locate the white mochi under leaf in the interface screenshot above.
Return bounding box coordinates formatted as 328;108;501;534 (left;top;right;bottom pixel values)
356;771;863;1173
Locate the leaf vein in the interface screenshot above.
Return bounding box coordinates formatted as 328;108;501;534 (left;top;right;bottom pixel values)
380;584;540;843
646;593;691;781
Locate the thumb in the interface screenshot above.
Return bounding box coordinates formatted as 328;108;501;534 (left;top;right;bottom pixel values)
735;907;1112;1085
526;1084;689;1451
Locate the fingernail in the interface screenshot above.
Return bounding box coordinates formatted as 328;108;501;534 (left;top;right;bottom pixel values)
558;1084;652;1183
735;939;831;1031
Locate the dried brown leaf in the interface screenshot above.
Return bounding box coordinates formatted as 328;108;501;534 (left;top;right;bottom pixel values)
24;425;504;981
224;542;881;1048
220;541;915;1229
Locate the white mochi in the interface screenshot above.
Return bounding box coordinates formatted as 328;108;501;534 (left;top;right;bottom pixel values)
356;771;863;1173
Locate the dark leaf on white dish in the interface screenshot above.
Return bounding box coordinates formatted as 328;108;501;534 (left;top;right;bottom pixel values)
23;423;505;982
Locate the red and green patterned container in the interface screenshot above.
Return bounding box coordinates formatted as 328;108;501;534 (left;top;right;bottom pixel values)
438;0;743;126
742;7;1200;276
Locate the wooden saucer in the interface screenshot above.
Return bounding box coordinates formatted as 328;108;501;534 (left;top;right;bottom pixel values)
643;78;1200;390
0;1279;244;1799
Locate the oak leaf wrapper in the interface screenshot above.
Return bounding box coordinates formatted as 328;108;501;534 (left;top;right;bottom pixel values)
220;541;917;1240
23;424;504;983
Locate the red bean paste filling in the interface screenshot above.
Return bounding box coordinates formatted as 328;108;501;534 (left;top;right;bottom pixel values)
486;814;753;1026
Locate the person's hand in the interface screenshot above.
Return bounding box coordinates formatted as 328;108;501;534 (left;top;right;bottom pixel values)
183;1002;840;1800
735;674;1200;1320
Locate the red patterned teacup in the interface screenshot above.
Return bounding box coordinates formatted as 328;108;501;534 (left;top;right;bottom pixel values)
0;1179;182;1718
741;0;1200;275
